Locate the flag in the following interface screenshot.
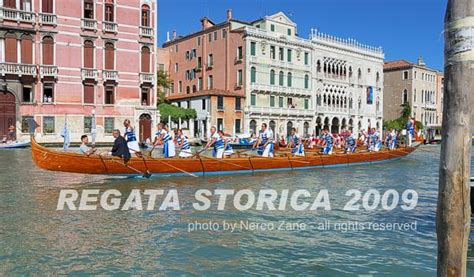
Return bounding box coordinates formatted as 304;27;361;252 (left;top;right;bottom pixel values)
91;115;97;146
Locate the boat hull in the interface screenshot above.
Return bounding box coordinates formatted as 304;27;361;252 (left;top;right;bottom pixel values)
31;137;417;177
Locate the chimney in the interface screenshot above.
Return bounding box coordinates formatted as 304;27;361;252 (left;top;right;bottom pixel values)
227;9;232;21
172;30;177;40
417;55;426;67
166;31;170;42
200;17;214;30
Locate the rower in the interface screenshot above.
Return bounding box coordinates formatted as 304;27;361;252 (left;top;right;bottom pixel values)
79;134;97;156
253;123;274;157
370;128;382;152
387;129;397;150
214;130;233;159
406;117;415;146
203;126;220;157
123;119;142;157
321;129;334;155
344;133;357;154
176;129;192;158
288;127;305;156
153;123;176;158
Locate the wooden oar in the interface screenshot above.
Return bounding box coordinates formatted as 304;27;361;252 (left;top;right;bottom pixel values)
200;155;252;170
191;148;208;159
130;149;152;176
154;158;198;177
107;157;152;178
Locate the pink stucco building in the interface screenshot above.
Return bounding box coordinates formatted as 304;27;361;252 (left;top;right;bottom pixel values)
0;0;156;143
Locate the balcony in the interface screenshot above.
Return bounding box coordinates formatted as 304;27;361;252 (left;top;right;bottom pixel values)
140;73;154;84
39;65;58;78
0;7;36;24
250;83;311;97
139;26;154;38
102;70;118;82
81;18;97;32
81;68;98;81
102;21;118;34
249;106;314;118
39;13;57;26
0;63;37;77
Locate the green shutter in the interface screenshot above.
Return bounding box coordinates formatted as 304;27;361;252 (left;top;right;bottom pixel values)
270;96;275;107
251;94;256;106
251;42;256;56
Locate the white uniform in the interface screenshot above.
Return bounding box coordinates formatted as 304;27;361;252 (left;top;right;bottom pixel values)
261;129;274;157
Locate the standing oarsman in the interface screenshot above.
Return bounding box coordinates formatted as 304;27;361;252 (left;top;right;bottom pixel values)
320;129;334;155
253;123;274;157
123;119;142;157
153;123;175;158
176;129;192;158
405;117;415;146
204;126;220;157
288;127;305;156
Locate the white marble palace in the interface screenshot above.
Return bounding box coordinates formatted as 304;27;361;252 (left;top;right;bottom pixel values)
243;12;384;138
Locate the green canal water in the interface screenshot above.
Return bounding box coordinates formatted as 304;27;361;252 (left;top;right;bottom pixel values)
1;146;474;275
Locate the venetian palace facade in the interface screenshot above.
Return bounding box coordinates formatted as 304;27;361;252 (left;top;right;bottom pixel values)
160;11;384;138
0;0;156;143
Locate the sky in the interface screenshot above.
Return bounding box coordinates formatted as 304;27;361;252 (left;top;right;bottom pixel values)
157;0;447;71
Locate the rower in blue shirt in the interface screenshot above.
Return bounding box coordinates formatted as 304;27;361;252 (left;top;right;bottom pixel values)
288;127;305;156
253;123;274;157
176;129;192;158
345;133;357;154
123;119;141;157
321;128;334;155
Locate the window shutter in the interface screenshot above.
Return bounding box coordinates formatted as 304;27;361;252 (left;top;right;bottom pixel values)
141;46;150;73
42;36;54;65
21;36;33;64
84;84;95;104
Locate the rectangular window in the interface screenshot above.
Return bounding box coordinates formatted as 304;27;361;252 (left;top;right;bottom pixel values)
270;96;275;107
287;49;292;62
270;46;275;59
198;77;203;90
287;28;292;36
217;118;223;131
84;116;92;133
43;116;55;134
197;37;201;46
304;99;309;109
197;57;202;68
207;75;213;89
22;86;32;102
213;31;217;41
104;117;114;134
202;99;206;110
208;33;212;42
105;4;114;22
208;54;214;67
251;94;256;106
403;71;409;80
21;116;33;133
4;0;16;8
175;63;178;72
250;42;256;56
43;83;54;103
237;46;243;61
141;87;150;106
279;96;284;108
84;0;94;19
217;96;224;110
235;97;241;110
222;29;227;38
304;52;309;65
105;86;114;104
175;44;178;52
237;70;243;86
270;24;275;31
235;119;241;134
279;47;284;61
83;84;94;104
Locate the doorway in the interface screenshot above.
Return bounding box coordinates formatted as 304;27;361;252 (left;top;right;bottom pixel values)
139;113;152;143
0;91;16;139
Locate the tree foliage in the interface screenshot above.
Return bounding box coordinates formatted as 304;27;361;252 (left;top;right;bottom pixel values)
383;103;424;130
156;70;171;105
158;103;197;122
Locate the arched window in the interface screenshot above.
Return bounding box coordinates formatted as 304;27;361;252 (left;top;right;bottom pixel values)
186;86;190;94
42;36;54;65
20;34;33;64
250;120;257;134
287;72;292;87
402;89;408;104
5;33;17;63
104;42;114;70
250;67;256;83
83;40;94;68
193;85;197;93
141;4;150;27
141;46;150;72
84;0;94;19
303;122;309;136
304;74;309;89
317;60;321;72
279;71;284;86
270;69;275;85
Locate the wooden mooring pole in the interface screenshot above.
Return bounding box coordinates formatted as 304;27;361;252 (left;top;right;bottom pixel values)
437;0;473;276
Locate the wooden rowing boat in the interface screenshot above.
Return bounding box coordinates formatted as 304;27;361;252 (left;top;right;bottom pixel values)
31;136;418;177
